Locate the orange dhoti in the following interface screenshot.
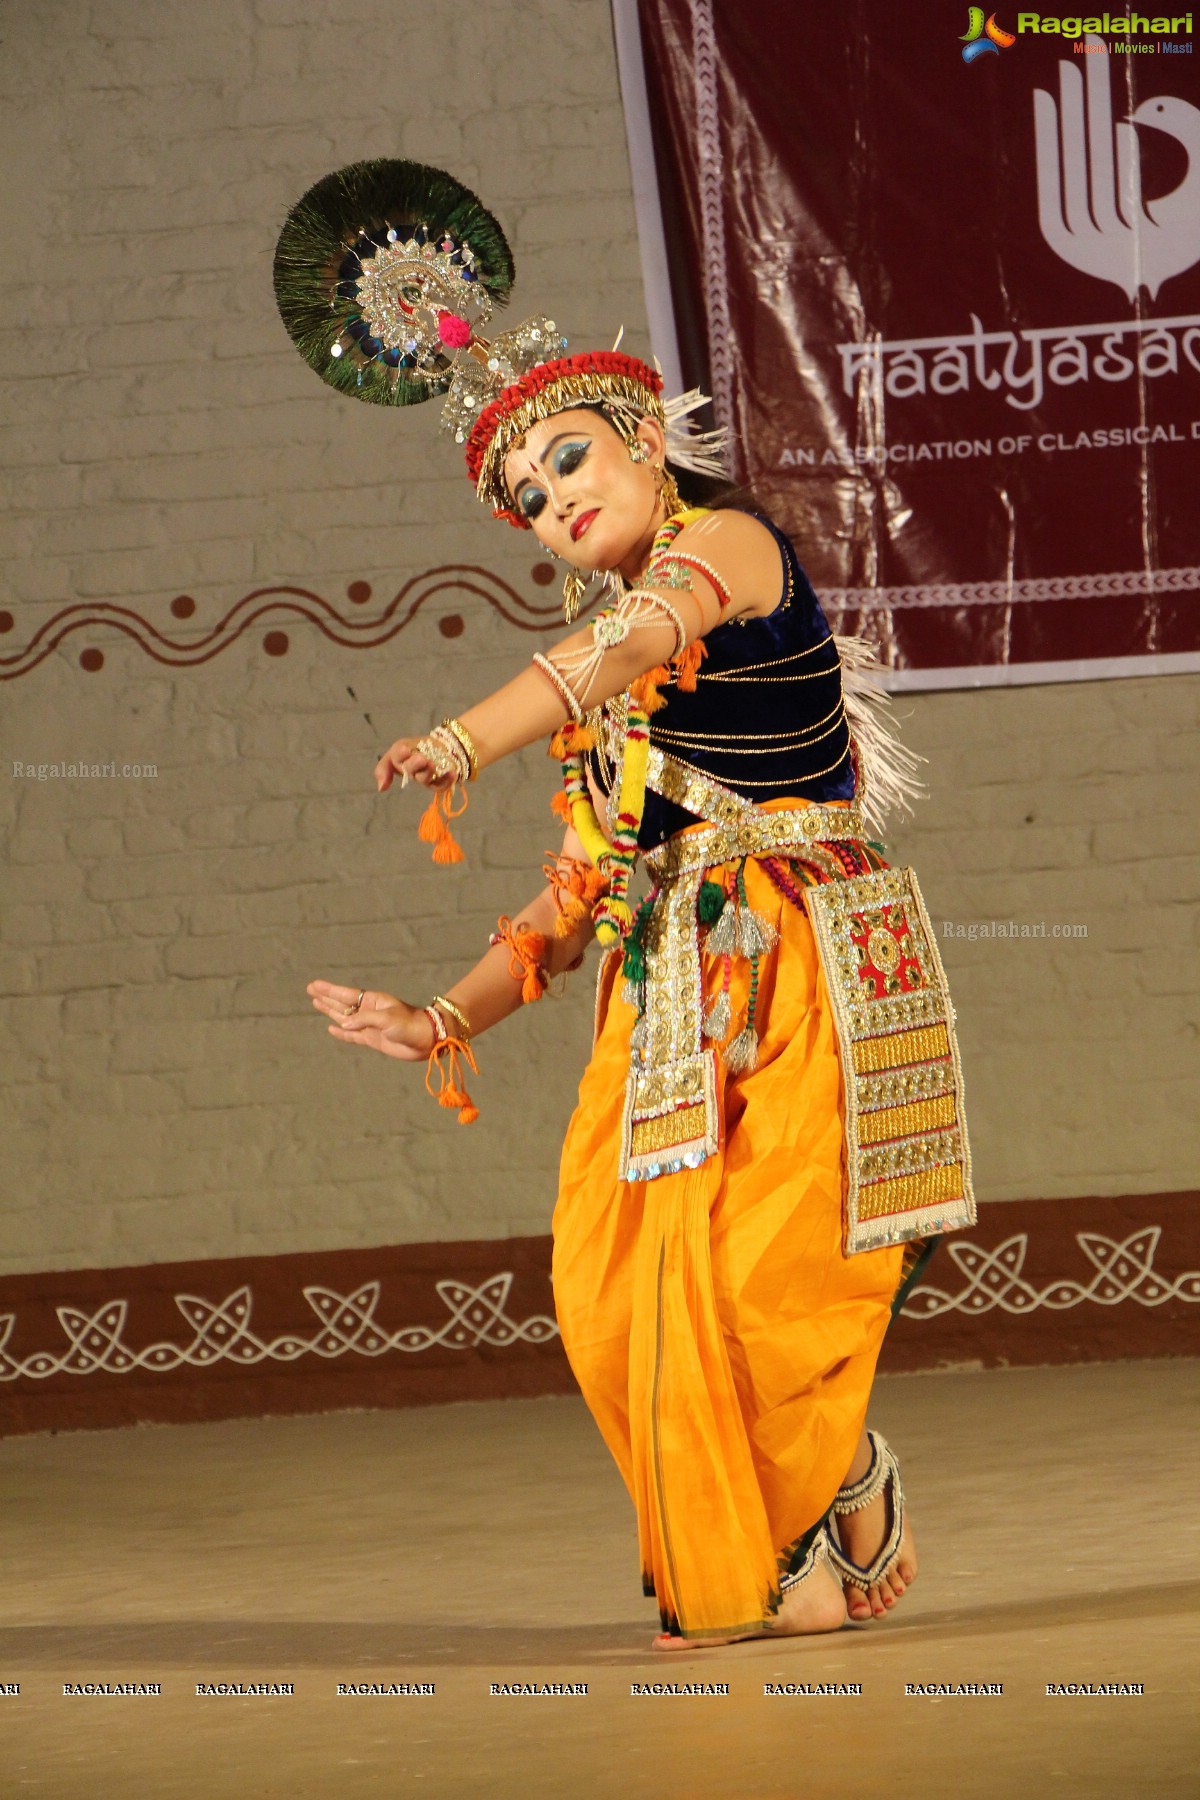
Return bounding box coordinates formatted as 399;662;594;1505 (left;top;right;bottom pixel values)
553;853;905;1639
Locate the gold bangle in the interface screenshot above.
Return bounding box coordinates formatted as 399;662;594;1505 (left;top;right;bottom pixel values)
432;993;472;1040
440;717;480;781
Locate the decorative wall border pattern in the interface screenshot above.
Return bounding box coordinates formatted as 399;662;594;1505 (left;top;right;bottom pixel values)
0;1196;1194;1435
825;566;1200;612
905;1228;1200;1319
8;562;1189;679
691;0;736;439
2;1230;1193;1390
0;1276;557;1384
0;567;571;680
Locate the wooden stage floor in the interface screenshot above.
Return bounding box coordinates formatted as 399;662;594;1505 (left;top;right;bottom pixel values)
1;1360;1194;1798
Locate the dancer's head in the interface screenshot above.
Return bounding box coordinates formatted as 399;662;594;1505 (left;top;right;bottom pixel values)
496;403;669;573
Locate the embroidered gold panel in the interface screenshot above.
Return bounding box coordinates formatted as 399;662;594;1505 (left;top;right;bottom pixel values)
618;755;866;1184
804;869;976;1253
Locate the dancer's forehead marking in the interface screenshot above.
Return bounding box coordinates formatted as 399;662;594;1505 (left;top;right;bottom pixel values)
511;426;585;476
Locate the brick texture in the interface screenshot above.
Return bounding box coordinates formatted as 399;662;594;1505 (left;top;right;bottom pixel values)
1;1;1197;1276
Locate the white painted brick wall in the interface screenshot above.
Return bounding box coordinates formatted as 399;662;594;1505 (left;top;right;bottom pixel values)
1;1;1197;1276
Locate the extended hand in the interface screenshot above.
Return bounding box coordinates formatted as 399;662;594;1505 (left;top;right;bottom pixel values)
375;739;456;793
307;981;434;1061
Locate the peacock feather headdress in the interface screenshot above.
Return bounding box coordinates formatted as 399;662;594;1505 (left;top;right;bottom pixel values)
274;159;728;522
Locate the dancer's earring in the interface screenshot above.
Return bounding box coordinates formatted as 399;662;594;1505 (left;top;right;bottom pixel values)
627;441;650;464
562;566;586;623
655;464;682;519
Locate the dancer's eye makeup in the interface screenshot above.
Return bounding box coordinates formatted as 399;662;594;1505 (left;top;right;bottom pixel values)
512;437;591;520
552;440;589;476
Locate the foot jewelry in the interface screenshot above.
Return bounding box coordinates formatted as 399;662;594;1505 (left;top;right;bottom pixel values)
823;1430;905;1594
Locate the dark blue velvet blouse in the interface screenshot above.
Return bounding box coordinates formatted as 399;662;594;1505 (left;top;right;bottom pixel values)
589;515;855;851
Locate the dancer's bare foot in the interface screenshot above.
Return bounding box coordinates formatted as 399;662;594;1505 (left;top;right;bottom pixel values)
832;1449;918;1622
652;1560;847;1650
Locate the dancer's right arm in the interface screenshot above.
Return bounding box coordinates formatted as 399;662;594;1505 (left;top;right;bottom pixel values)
306;825;598;1062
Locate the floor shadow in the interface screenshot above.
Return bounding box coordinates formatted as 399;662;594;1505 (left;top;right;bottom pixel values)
2;1579;1196;1668
852;1578;1200;1645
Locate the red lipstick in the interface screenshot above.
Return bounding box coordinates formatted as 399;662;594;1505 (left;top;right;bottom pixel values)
570;509;598;543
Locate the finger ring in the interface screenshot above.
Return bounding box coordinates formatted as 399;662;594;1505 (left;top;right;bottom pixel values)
344;989;365;1016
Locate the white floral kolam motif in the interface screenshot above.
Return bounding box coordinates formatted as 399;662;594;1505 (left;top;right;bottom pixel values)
1;1235;1196;1382
904;1228;1200;1318
0;1276;557;1382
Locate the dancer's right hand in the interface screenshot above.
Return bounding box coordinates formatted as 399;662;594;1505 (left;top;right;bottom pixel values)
307;981;434;1062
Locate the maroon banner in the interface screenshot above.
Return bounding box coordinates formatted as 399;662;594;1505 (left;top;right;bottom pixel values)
628;1;1200;680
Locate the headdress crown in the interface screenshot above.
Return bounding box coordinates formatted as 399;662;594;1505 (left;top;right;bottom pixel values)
274;159;727;522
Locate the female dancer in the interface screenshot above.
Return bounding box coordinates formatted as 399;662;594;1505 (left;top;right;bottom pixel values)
281;161;975;1647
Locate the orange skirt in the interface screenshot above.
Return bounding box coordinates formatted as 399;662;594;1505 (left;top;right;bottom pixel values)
553;849;905;1639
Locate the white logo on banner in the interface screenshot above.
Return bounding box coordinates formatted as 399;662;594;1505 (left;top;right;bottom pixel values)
1034;33;1200;301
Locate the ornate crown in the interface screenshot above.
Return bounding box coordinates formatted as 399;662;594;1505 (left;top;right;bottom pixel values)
274;159;727;524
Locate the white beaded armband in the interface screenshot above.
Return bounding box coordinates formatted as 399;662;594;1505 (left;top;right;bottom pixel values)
547;588;691;709
531;652;584;722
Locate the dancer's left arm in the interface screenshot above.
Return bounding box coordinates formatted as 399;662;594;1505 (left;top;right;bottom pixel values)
376;511;776;790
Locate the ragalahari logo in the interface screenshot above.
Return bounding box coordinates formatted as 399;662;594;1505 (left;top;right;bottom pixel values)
961;8;1017;59
1035;35;1200;297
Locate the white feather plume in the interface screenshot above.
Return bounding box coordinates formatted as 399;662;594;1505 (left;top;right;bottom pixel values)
835;633;926;835
662;387;730;480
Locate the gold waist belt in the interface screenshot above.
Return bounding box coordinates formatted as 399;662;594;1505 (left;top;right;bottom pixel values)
620;751;975;1255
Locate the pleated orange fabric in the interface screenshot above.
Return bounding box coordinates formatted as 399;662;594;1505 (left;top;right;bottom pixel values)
553;844;904;1639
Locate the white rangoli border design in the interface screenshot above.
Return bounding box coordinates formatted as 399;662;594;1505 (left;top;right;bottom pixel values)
0;1275;557;1383
1;1232;1194;1384
905;1228;1200;1318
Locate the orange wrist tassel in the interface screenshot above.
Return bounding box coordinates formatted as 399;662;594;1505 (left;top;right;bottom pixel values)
424;1037;479;1124
417;786;468;864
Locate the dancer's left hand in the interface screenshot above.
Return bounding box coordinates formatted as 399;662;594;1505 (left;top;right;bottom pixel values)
375;739;456;793
307;981;434;1061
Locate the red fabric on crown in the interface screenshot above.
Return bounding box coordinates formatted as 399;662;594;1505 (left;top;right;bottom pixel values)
464;352;664;525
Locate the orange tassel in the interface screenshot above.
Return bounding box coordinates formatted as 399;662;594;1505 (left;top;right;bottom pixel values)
417;795;441;844
549;722;595;760
630;665;671;714
418;787;468;865
672;638;707;693
582;866;610;905
424;1037;480;1125
553;897;587;936
492;914;549;1001
550;790;572;824
542;856;610;935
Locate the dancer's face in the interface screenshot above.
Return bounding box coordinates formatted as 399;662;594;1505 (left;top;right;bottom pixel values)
503;408;668;580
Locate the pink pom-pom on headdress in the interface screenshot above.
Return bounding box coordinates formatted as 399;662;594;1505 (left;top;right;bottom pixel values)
437;311;473;348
